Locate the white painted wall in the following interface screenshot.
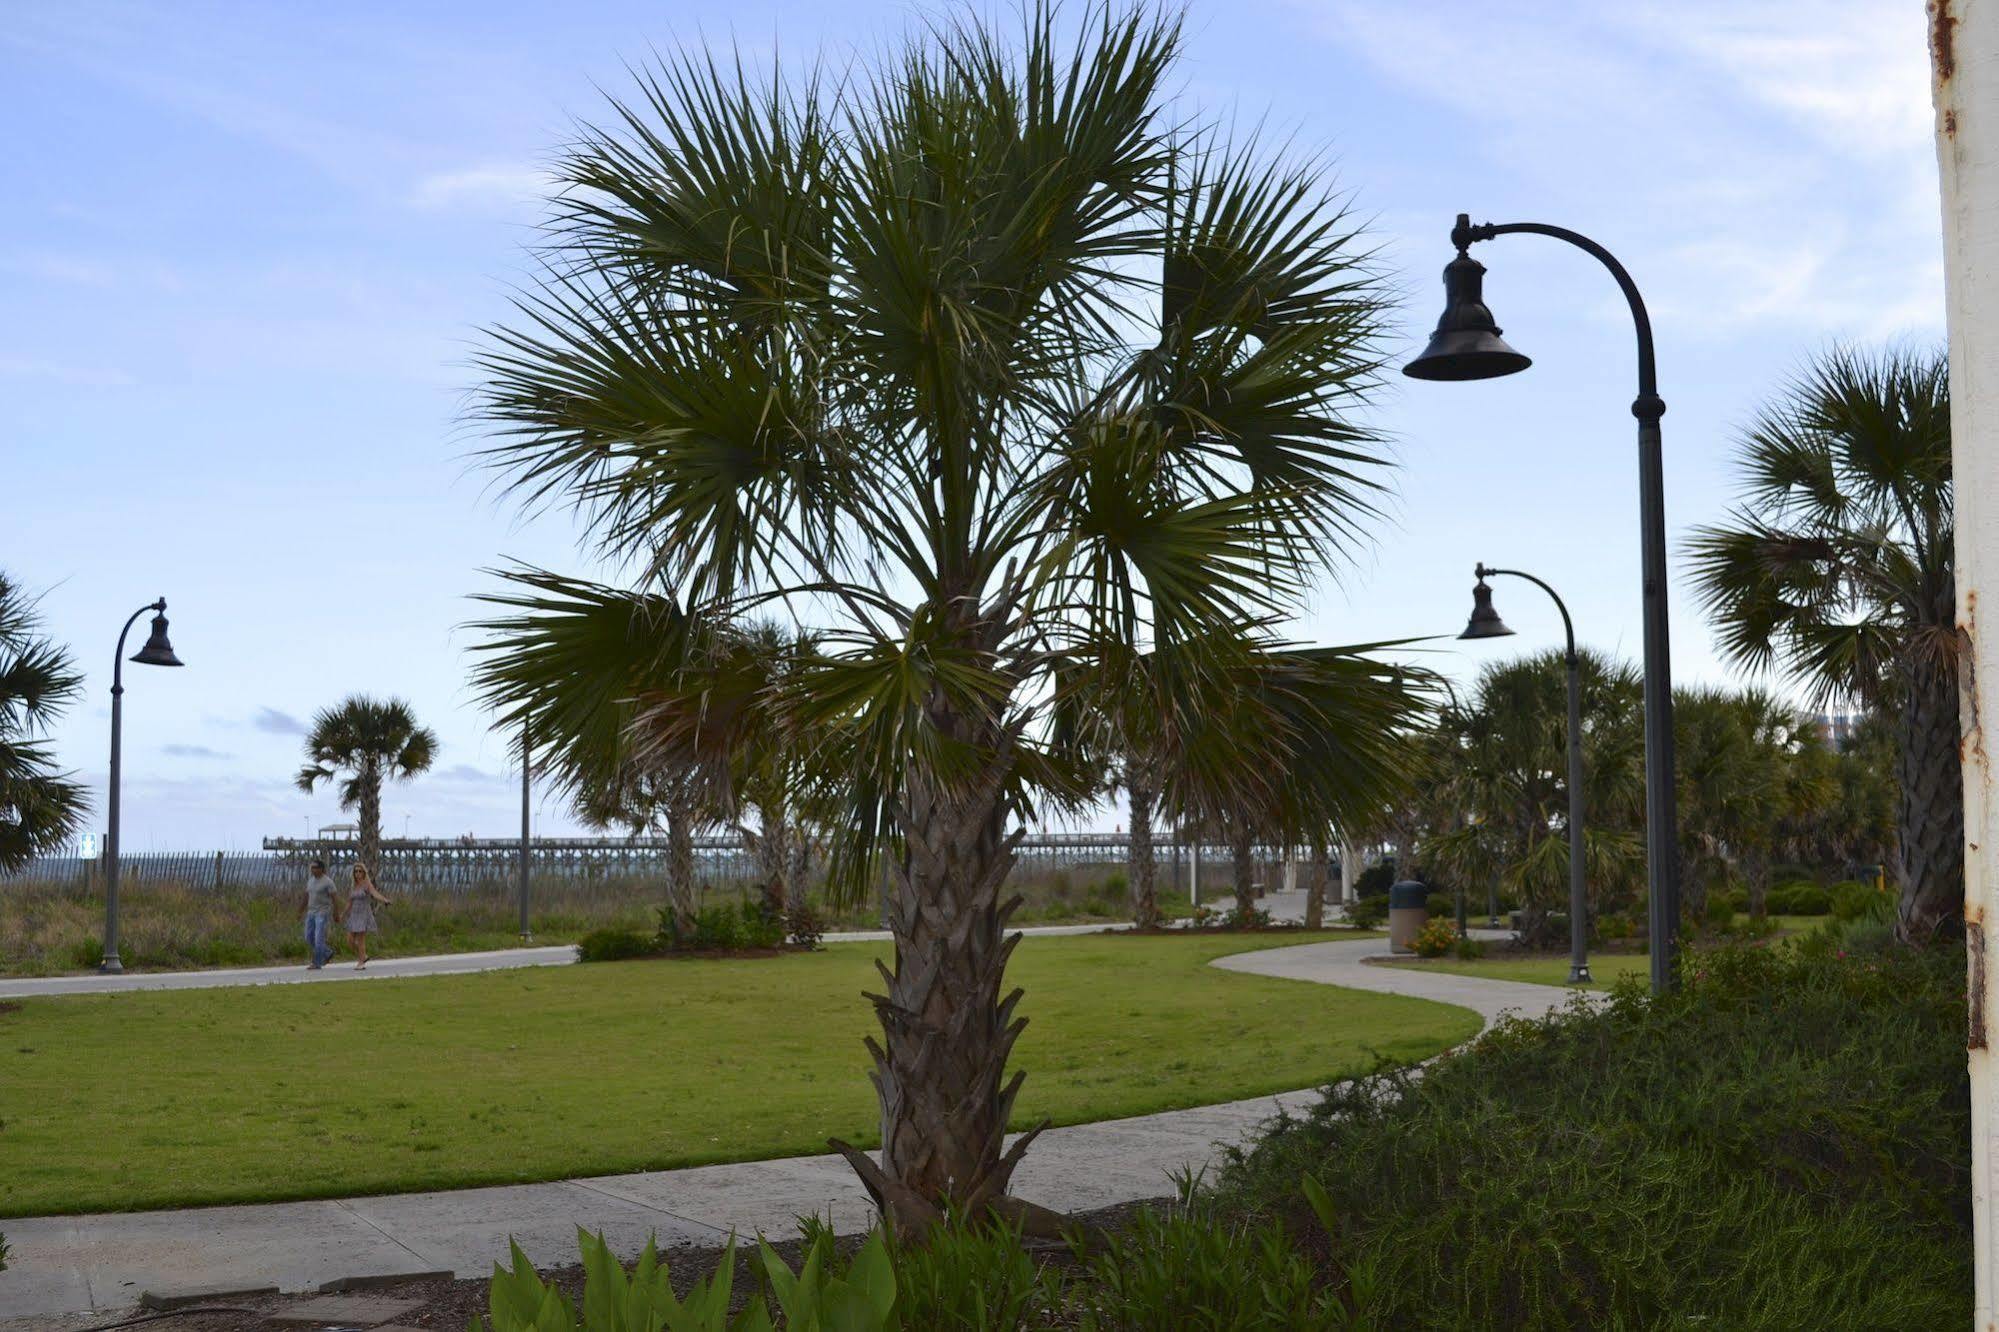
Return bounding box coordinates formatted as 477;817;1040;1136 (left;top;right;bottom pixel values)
1931;1;1999;1321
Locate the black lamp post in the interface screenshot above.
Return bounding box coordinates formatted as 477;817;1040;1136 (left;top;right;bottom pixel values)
1407;214;1678;995
102;599;183;974
1460;566;1591;984
519;722;533;944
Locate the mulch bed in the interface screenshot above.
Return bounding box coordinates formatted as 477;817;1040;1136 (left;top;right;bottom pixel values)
64;1197;1173;1331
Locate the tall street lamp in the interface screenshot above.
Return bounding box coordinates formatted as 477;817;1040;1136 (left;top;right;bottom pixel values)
1460;566;1591;984
519;722;533;944
1407;213;1678;995
102;599;183;974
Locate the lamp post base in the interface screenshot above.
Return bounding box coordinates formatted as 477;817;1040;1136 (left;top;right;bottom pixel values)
1568;963;1593;985
99;955;124;975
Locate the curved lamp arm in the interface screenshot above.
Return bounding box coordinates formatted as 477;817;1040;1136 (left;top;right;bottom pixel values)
111;599;166;694
1454;217;1661;416
1475;563;1576;664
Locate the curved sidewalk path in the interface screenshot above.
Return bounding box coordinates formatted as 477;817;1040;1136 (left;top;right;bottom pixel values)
0;932;1592;1321
0;924;1116;1001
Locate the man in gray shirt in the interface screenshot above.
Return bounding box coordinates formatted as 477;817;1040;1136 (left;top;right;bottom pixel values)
298;860;341;969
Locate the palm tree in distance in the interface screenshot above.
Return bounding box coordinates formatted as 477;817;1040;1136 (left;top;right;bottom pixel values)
470;6;1415;1230
296;696;439;877
1689;347;1957;942
0;572;88;873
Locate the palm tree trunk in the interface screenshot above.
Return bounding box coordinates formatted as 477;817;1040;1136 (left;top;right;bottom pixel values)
1896;661;1965;942
664;794;696;936
358;760;382;881
1305;834;1328;929
1746;850;1771;918
1126;759;1159;929
1682;849;1710;924
1230;824;1255;919
747;806;790;919
832;720;1040;1233
789;827;813;903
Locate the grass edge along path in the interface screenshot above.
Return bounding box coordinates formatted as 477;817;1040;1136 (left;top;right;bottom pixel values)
1375;917;1838;989
0;930;1478;1218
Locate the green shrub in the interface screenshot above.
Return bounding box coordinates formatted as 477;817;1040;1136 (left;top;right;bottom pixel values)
1221;903;1273;930
1424;890;1455;918
1703;899;1735;930
1832;879;1892;922
1596;912;1635;942
1210;939;1971;1328
1344;895;1387;930
474;1224;898;1331
1766;880;1832;915
1452;936;1488;961
1058;1200;1360;1330
1715;887;1748;914
1717;913;1778;941
577;927;656;963
1352;862;1395;898
890;1216;1053;1329
1410;918;1458;958
662;900;786;952
785;900;826;949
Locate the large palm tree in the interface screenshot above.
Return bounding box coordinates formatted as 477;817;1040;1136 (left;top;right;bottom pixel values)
469;7;1410;1229
0;573;87;872
1689;347;1957;942
1422;649;1647;946
295;696;438;877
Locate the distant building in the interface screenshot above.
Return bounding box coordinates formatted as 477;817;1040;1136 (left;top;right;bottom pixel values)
1811;712;1863;751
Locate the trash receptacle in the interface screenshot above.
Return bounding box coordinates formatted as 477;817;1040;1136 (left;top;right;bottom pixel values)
1388;880;1428;954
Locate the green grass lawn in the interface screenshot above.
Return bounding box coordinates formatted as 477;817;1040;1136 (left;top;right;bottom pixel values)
1378;916;1839;989
0;930;1475;1217
1378;951;1652;990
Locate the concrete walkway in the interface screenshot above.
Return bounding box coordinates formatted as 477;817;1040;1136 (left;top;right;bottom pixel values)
0;924;1113;1000
0;932;1587;1320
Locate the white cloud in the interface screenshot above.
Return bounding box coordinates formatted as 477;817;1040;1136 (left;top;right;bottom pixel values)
0;355;134;386
410;164;554;213
162;743;232;759
1297;0;1943;340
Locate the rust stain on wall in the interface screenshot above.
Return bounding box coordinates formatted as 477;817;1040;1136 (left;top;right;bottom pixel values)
1971;914;1987;1051
1934;0;1959;84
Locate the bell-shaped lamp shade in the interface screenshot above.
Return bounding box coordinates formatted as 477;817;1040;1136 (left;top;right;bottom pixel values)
1404;252;1532;382
130;611;184;667
1458;579;1516;641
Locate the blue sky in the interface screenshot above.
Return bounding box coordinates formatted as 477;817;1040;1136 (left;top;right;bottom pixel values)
1;0;1942;848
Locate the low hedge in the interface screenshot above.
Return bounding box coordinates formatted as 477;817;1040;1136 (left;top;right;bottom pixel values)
1211;930;1970;1327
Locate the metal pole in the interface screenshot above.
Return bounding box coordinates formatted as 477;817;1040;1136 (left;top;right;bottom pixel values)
1636;407;1677;992
1465;219;1678;992
518;724;532;943
1190;837;1200;907
1564;650;1591;983
101;600;159;974
103;658;125;974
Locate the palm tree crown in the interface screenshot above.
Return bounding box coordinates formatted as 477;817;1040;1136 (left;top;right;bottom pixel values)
1688;345;1958;940
296;695;439;875
0;573;88;872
